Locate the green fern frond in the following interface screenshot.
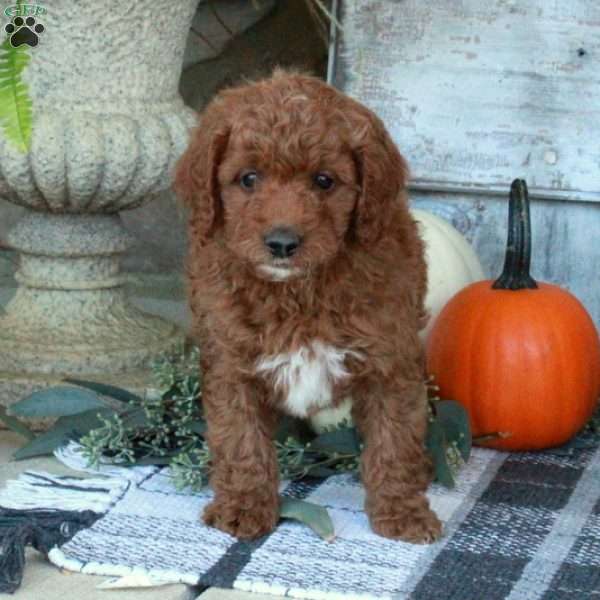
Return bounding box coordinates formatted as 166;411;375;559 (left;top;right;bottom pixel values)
0;37;32;153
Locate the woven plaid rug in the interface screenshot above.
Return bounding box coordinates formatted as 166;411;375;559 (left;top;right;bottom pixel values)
1;438;599;599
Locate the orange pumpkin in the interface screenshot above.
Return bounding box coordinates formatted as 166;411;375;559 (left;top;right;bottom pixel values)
426;179;600;451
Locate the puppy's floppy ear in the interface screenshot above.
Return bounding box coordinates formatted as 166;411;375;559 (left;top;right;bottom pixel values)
351;110;409;246
174;109;230;246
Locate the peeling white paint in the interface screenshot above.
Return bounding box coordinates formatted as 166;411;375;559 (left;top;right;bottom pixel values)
340;0;600;200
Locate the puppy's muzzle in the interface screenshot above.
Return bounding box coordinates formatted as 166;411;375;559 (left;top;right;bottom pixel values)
263;227;302;259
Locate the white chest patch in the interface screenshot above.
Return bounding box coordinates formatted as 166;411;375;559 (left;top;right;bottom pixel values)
256;341;361;418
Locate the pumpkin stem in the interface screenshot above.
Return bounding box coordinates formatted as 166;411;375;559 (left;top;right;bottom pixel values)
492;179;538;290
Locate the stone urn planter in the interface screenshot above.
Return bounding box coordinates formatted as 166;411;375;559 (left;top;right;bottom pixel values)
0;0;199;402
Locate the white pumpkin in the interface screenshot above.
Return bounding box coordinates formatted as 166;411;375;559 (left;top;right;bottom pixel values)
309;208;485;433
411;208;485;340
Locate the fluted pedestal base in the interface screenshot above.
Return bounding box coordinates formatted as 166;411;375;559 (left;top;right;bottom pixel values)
0;287;183;375
0;211;184;382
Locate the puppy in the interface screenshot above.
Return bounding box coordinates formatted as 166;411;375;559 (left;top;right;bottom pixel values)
175;70;442;544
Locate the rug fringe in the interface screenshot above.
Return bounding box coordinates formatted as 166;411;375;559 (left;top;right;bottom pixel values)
48;548;201;587
0;471;128;512
0;442;157;513
0;442;160;594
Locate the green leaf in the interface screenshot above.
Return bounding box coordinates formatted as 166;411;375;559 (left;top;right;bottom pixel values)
275;416;315;444
187;420;207;436
10;386;110;418
435;400;472;461
304;466;338;478
425;418;455;488
120;407;149;429
0;39;32;153
279;497;335;542
12;427;71;460
309;427;361;455
13;408;114;460
132;455;176;466
0;405;34;440
64;378;144;405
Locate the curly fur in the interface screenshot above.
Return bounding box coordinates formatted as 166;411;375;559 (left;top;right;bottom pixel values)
175;70;442;543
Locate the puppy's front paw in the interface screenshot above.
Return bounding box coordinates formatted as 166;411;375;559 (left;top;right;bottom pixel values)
369;500;442;544
203;497;279;540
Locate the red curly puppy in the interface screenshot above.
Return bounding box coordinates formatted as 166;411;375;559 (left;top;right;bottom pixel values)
175;70;442;544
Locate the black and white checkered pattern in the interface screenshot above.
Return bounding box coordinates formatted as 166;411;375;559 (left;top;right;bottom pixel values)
1;436;594;599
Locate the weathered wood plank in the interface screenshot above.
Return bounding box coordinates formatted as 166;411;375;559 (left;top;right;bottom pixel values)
338;0;600;200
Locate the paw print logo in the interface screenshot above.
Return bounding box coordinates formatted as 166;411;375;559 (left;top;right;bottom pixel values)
5;16;45;48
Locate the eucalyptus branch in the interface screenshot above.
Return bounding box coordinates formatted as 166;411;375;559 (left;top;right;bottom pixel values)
77;344;470;491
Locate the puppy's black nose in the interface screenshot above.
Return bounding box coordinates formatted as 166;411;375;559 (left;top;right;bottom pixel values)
264;227;302;258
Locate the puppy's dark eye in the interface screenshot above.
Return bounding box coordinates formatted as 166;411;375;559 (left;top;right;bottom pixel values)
240;170;259;190
314;172;335;191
